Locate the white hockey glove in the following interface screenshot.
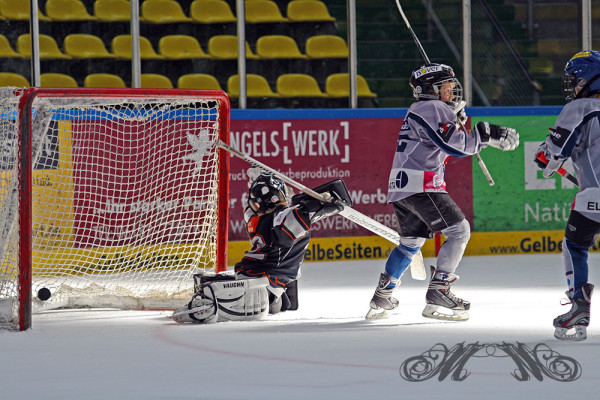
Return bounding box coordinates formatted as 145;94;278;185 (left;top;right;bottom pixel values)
534;143;566;178
450;100;468;126
474;121;519;151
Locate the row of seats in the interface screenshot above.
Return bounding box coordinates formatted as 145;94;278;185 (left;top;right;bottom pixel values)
0;33;347;61
0;71;375;98
0;0;334;25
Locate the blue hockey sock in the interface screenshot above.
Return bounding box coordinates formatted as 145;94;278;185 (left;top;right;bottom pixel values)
564;239;589;299
384;245;420;288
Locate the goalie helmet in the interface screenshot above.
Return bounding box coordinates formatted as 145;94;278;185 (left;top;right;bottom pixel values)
410;63;463;103
248;173;288;213
562;50;600;101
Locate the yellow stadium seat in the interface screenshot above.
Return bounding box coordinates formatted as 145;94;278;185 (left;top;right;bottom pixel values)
276;73;327;98
325;73;377;98
0;72;30;87
141;73;173;88
158;35;210;59
63;34;115;58
245;0;288;23
207;35;258;60
189;0;236;23
94;0;134;22
17;34;71;59
45;0;96;21
227;74;279;98
84;73;127;88
141;0;192;23
112;35;164;60
305;35;348;59
255;35;306;59
177;73;222;90
40;72;78;87
286;0;336;22
0;0;51;21
0;35;22;58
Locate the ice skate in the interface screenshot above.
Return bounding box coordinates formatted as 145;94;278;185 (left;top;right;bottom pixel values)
366;273;399;320
422;267;470;321
553;283;593;341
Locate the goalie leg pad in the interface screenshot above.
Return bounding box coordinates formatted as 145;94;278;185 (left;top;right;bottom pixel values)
206;277;270;322
171;277;269;323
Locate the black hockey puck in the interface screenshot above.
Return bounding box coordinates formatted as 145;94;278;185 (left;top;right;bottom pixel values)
37;288;51;301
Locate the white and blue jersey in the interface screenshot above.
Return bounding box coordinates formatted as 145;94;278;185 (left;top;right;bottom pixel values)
387;100;486;202
543;97;600;223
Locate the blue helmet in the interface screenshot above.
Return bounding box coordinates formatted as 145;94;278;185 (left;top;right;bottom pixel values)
563;50;600;101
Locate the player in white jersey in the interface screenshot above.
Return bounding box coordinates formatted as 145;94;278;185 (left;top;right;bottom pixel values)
366;63;520;320
535;51;600;341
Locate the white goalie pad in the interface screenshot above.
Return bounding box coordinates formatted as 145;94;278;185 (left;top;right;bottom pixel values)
170;277;270;324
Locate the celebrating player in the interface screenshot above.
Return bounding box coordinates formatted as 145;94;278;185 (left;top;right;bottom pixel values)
535;50;600;341
171;168;349;323
366;63;520;320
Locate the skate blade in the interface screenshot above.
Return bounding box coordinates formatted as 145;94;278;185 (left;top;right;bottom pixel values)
422;304;469;321
365;307;389;320
554;326;588;341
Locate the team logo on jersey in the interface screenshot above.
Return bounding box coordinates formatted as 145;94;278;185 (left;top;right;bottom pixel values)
438;122;456;142
394;170;409;189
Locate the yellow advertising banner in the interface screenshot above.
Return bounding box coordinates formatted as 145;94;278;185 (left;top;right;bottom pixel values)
228;230;586;265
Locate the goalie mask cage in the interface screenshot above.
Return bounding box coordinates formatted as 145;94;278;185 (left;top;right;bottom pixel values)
0;87;230;331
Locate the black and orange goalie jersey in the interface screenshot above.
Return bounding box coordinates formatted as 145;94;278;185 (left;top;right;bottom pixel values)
234;204;311;289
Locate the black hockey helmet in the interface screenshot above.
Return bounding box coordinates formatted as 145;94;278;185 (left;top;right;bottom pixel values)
248;173;288;213
410;63;463;103
562;50;600;101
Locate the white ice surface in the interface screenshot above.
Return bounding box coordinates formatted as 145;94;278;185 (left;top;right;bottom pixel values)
1;254;599;399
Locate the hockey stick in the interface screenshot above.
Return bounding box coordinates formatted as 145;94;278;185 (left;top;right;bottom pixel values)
216;140;426;280
536;152;579;186
394;0;495;186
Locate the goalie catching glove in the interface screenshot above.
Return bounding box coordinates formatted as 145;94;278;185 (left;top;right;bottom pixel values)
474;121;519;151
291;179;353;222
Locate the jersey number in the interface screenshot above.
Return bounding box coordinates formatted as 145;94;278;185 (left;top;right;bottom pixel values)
396;134;410;152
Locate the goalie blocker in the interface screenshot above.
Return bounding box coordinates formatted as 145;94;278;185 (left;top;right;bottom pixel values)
291;179;353;221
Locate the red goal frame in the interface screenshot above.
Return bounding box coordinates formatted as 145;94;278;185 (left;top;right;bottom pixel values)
16;88;231;331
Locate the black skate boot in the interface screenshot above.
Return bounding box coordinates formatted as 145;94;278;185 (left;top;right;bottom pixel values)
553;283;594;341
422;266;470;321
366;273;399;320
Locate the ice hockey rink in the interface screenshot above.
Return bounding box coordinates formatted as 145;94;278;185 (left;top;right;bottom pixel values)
1;253;599;399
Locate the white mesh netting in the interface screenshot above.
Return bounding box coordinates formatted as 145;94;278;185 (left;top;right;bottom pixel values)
1;89;227;328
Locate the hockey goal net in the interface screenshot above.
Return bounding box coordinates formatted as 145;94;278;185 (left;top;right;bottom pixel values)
0;87;230;331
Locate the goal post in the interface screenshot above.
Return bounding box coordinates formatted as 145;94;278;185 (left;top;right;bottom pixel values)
1;87;230;331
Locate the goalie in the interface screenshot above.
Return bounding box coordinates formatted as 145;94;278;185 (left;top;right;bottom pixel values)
170;168;350;323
